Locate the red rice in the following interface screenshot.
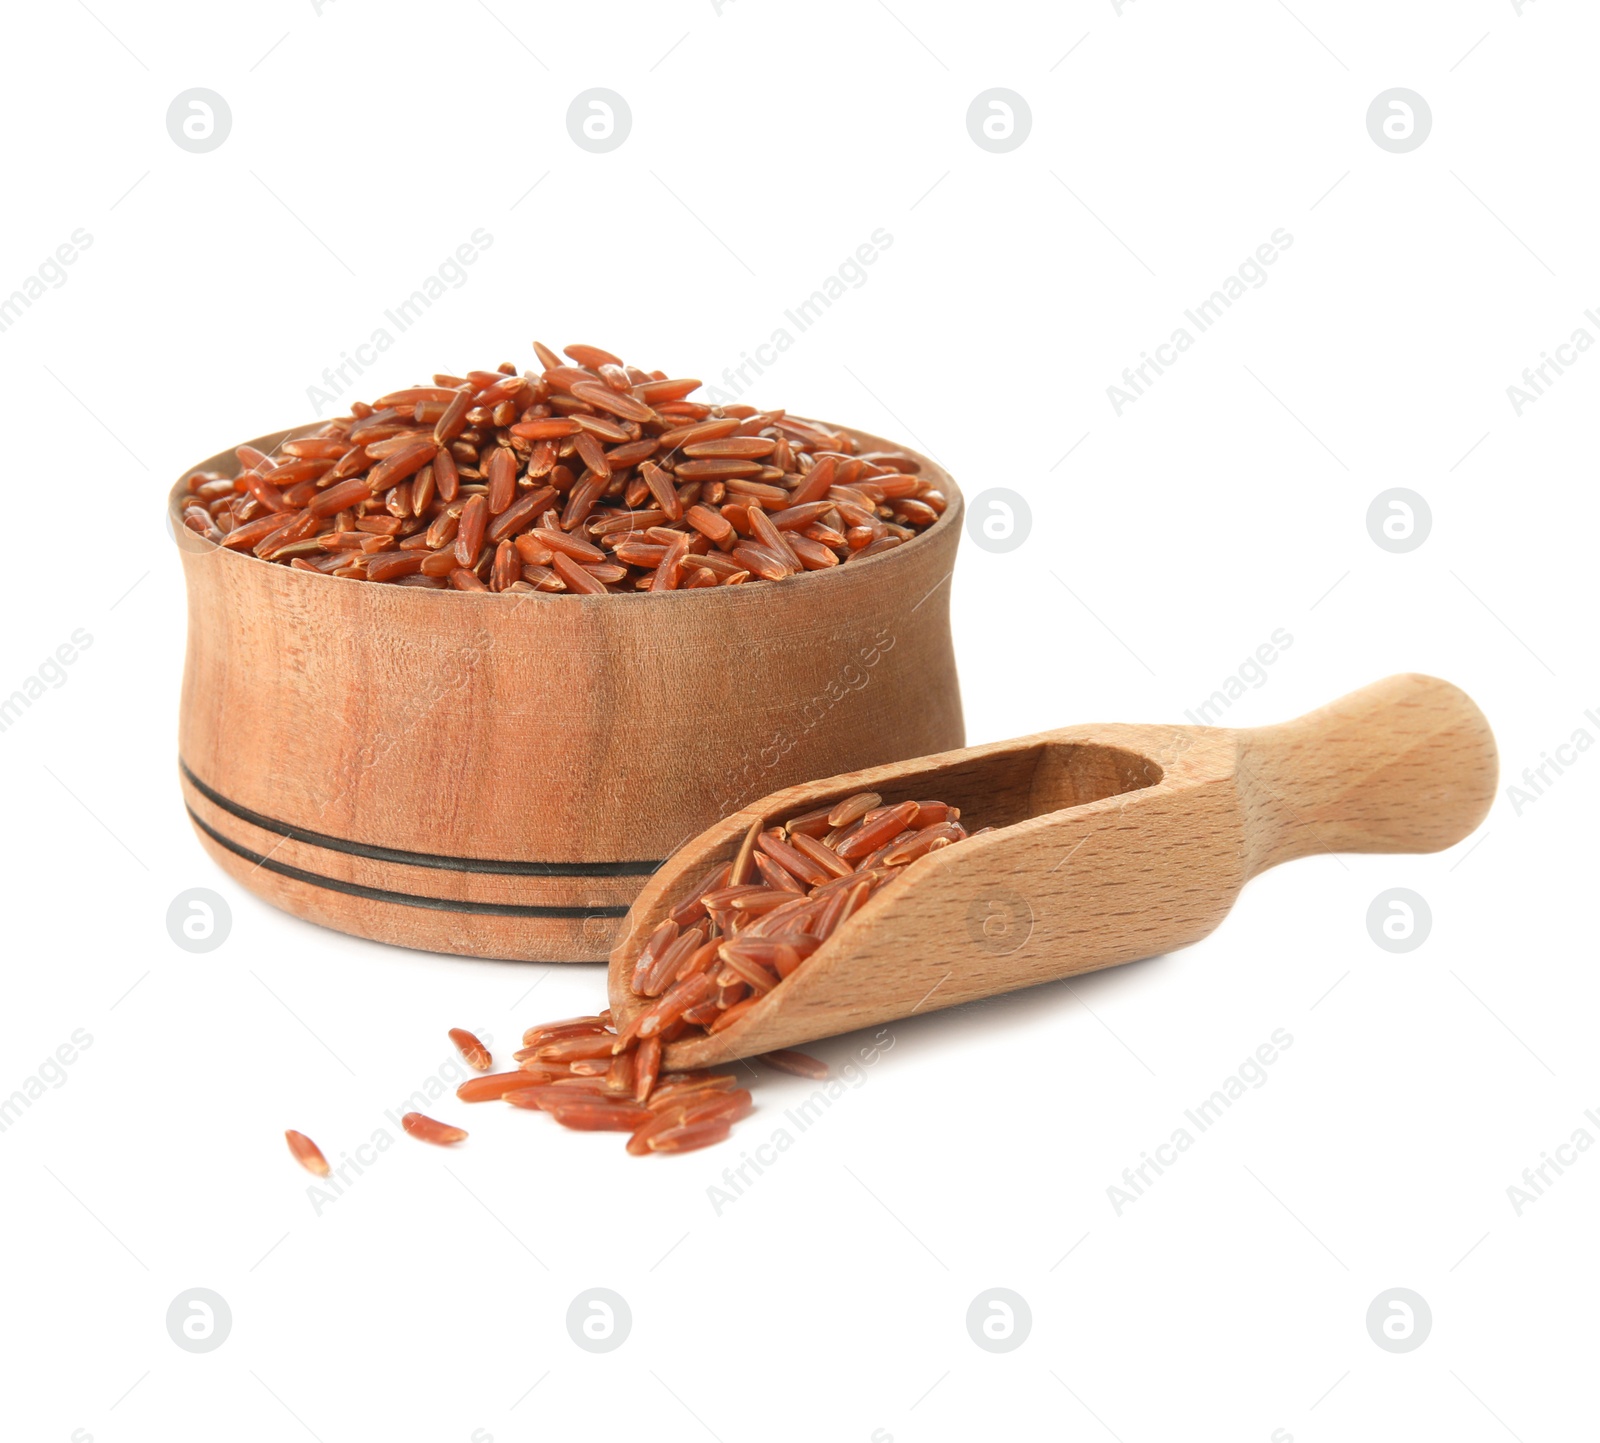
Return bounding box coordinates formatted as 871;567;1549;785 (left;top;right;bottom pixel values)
277;798;982;1172
447;1027;491;1071
284;1129;330;1177
185;343;947;593
440;793;974;1159
400;1112;468;1146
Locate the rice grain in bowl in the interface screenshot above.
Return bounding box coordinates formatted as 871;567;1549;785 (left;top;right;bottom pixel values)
171;382;964;961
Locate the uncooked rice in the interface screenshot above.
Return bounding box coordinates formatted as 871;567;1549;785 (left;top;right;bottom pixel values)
284;1129;330;1177
469;795;977;1157
290;794;980;1167
400;1112;468;1146
184;342;948;593
447;1027;491;1072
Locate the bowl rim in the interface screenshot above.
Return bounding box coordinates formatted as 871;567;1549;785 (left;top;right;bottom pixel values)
168;418;964;606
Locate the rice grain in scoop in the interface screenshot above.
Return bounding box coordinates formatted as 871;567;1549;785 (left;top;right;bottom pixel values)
446;794;977;1157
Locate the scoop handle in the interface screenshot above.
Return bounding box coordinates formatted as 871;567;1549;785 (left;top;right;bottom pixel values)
1233;673;1497;875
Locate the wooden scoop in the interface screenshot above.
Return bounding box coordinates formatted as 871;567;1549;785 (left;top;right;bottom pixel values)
609;674;1496;1068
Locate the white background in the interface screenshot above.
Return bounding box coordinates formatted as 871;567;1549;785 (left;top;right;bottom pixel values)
1;1;1594;1440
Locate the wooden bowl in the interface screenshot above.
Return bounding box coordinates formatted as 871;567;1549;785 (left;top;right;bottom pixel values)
170;423;965;962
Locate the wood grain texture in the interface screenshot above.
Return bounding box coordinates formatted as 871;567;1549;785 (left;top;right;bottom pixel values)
608;675;1497;1067
1233;672;1500;871
171;424;964;961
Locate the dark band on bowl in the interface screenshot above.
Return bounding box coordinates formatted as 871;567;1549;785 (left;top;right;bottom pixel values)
179;759;663;877
185;806;631;919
